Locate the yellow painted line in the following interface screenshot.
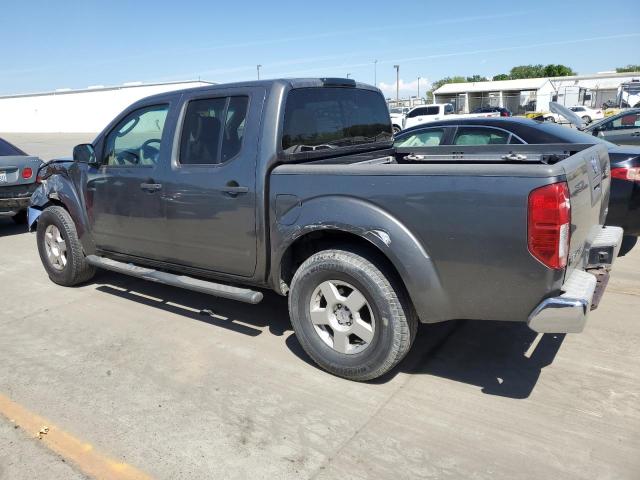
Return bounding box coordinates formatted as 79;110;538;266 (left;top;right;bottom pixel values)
0;393;152;480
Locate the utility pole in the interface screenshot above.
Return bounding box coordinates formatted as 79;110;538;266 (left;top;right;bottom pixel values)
393;65;400;102
374;59;378;86
346;73;351;78
417;76;421;99
257;64;262;80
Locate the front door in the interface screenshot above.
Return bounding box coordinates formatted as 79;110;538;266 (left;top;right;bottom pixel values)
87;103;172;259
599;112;640;145
162;88;263;277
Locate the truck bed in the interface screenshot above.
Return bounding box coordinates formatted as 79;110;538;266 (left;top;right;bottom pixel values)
270;143;610;324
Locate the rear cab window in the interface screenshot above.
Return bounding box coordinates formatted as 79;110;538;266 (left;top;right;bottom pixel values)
281;87;392;156
407;106;440;118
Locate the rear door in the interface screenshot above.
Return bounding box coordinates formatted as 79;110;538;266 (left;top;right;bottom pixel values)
162;87;264;277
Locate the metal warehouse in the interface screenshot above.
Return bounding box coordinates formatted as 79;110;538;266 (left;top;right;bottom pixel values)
433;71;640;114
0;80;214;133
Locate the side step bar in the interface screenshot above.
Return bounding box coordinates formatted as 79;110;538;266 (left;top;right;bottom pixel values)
86;255;263;304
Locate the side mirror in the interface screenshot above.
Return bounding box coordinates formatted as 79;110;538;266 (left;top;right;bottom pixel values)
73;144;97;165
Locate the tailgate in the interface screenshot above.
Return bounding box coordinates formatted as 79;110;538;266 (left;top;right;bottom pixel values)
0;156;42;187
561;144;610;275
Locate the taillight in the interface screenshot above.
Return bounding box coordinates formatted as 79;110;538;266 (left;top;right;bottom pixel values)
22;167;33;179
528;182;571;269
611;167;640;182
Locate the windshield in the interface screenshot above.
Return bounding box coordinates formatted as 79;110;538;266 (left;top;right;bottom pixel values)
282;87;392;154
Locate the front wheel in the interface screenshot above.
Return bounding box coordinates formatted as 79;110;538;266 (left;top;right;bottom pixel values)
545;116;556;123
288;249;417;381
581;115;591;124
36;206;95;286
392;125;402;134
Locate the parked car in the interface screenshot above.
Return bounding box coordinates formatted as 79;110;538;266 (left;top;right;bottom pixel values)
402;103;500;130
29;78;621;381
583;108;640;146
568;106;604;124
471;105;512;117
395;117;640;241
0;137;43;224
389;107;409;133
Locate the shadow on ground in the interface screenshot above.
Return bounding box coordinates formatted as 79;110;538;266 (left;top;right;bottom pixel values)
94;270;563;399
0;218;28;237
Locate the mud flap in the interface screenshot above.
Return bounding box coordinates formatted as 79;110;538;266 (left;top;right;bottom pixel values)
28;207;42;231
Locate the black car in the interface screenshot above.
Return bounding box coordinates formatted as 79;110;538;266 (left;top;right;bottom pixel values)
395;117;640;246
471;106;512;117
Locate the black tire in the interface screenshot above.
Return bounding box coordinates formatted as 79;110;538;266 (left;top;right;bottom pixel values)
36;206;95;286
581;115;591;124
288;249;418;381
12;210;27;224
618;235;637;257
392;125;402;134
545;116;556;123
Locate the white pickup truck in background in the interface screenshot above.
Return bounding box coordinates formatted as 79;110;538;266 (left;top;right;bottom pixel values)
402;103;500;130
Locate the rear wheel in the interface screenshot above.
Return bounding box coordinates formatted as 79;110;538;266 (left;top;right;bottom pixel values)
545;116;556;123
392;125;402;134
581;115;591;124
288;249;417;381
36;206;95;286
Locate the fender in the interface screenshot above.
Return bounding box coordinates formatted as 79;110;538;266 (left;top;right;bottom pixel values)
29;163;96;255
271;195;452;323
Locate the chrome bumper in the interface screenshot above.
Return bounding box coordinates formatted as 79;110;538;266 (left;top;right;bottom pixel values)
527;226;624;334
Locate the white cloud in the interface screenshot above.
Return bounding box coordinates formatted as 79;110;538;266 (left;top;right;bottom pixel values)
378;78;431;99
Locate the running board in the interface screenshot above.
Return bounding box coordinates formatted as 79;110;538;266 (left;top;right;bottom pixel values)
86;255;263;304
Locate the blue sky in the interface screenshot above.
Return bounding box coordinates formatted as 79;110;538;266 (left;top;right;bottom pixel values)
1;0;638;97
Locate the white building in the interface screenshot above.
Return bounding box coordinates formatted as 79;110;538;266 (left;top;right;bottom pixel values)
433;78;556;114
433;72;640;114
0;80;214;133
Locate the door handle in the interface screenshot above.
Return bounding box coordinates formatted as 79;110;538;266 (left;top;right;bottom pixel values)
221;181;249;196
140;182;162;192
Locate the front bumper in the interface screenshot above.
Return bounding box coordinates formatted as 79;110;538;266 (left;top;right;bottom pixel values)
527;226;624;334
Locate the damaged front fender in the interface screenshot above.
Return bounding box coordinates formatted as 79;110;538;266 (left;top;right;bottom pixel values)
28;161;96;254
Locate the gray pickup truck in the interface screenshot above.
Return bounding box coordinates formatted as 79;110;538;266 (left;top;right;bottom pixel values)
29;78;623;380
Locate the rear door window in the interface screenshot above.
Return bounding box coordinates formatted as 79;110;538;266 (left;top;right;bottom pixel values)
611;113;640;129
281;87;392;153
453;127;511;145
179;96;249;165
395;128;446;147
407;106;440;118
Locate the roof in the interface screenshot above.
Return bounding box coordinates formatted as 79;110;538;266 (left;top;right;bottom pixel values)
434;78;552;95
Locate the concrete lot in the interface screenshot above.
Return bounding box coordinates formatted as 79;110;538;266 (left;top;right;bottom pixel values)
1;134;639;480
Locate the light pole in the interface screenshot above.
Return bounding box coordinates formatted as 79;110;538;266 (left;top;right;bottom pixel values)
346;73;351;78
417;76;421;99
374;59;378;86
257;64;262;80
393;65;400;102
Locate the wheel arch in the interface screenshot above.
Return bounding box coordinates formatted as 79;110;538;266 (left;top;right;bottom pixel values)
271;195;452;323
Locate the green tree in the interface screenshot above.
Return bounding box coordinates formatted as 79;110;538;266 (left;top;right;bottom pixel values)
543;64;575;77
616;64;640;73
492;73;510;81
465;74;488;83
509;64;545;79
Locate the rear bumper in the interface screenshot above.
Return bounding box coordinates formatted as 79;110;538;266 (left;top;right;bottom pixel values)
0;183;38;216
0;197;31;216
527;226;624;333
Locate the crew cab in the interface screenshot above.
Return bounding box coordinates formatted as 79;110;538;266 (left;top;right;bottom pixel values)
402;103;500;130
29;78;622;381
